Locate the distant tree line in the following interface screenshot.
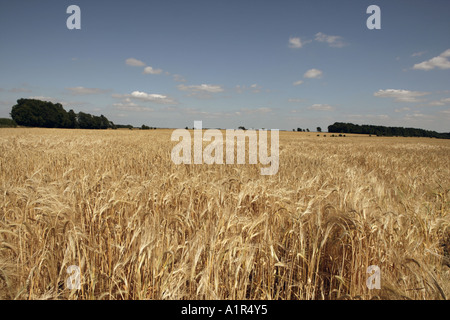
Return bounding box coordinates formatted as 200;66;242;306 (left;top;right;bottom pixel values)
10;98;116;129
140;124;158;130
0;118;18;128
328;122;450;139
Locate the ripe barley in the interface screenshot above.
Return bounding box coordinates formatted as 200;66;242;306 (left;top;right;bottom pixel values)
0;128;448;300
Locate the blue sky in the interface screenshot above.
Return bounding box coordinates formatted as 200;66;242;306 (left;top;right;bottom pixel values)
1;0;449;131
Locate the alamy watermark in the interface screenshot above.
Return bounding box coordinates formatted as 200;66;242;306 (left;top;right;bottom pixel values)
171;121;279;175
366;265;381;290
66;5;81;30
366;5;381;30
66;4;380;30
66;265;81;290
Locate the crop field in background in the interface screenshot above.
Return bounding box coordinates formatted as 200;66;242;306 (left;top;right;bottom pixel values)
0;128;448;300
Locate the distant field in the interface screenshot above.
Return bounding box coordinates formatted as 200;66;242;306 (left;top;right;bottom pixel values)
0;128;448;300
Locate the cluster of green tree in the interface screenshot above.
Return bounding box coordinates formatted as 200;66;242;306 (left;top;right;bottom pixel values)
113;124;134;129
140;125;157;130
77;112;112;129
0;118;18;128
10;99;115;129
328;122;450;139
292;127;323;132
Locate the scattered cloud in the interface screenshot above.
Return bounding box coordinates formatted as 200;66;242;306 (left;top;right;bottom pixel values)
308;104;334;111
249;83;262;93
288;37;303;49
66;87;110;95
179;107;235;119
235;84;263;94
143;66;163;75
178;84;224;98
394;107;411;113
113;91;176;105
413;49;450;70
303;68;323;79
8;87;32;93
125;58;146;67
314;32;346;48
373;89;431;103
348;114;390;120
28;96;90;109
178;84;224;93
162;106;178;112
292;80;304;86
130;91;160;100
113;102;154;112
0;86;32;93
404;113;435;121
130;91;173;103
125;58;164;75
427;97;450;106
411;51;427;57
29;95;59;102
173;74;186;82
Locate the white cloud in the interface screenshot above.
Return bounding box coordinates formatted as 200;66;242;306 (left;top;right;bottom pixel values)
125;58;146;67
125;58;164;75
143;66;163;75
413;49;450;70
113;91;176;105
235;84;263;94
66;87;109;95
348;114;390;120
394;107;411;113
130;91;169;101
315;32;346;48
292;80;304;86
288;37;303;48
303;68;323;79
8;87;32;93
373;89;431;103
250;83;262;93
177;84;224;97
113;102;153;112
404;113;435;121
180;107;234;119
253;107;272;114
308;104;334;111
411;51;426;57
29;96;60;103
29;96;89;109
173;74;186;82
427;97;450;106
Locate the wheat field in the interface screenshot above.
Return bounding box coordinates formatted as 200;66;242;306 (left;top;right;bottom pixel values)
0;127;448;300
